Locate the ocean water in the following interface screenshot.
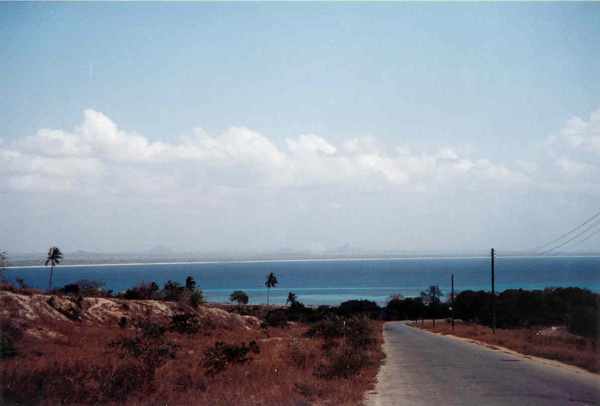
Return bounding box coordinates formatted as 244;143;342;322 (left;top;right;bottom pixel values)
6;257;599;307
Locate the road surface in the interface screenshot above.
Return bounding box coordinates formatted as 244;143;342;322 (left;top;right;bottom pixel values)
365;322;600;406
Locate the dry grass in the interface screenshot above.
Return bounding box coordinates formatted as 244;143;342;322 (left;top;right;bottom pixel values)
1;314;384;405
411;320;599;373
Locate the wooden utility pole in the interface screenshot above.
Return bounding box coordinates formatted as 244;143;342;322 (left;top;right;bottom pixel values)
491;248;496;335
451;274;455;331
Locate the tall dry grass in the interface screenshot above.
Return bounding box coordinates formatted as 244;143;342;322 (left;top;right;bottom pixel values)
1;317;384;405
412;320;599;373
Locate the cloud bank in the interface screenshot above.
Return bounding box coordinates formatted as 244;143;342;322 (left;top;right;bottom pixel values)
1;109;599;253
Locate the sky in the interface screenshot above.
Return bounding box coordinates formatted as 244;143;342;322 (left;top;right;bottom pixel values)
1;2;599;256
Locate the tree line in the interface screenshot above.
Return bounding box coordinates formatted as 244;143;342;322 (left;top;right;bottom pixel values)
2;248;597;338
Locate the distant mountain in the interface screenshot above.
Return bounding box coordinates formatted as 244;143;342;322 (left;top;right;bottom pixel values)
333;244;363;254
147;245;173;255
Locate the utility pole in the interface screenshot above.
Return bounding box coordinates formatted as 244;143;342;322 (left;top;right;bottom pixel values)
451;274;455;331
491;248;496;335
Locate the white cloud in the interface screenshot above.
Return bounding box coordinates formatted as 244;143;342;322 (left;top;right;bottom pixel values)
2;108;599;253
17;129;91;157
4;109;596;199
287;134;337;156
560;108;600;154
79;109;169;162
553;156;591;177
341;135;379;154
454;159;475;172
357;154;409;185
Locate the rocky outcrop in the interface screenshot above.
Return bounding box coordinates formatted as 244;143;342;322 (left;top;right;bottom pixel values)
0;291;260;339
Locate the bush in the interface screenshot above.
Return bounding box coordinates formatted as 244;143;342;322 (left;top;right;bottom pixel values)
169;313;200;335
162;280;185;302
569;306;598;337
107;318;180;383
58;280;107;297
315;347;370;379
455;287;599;337
305;315;377;351
305;315;345;341
308;305;335;323
105;362;145;399
46;297;82;321
286;301;311;322
337;300;381;319
386;297;424;321
123;281;159;300
189;290;205;309
345;315;376;349
266;308;288;327
0;332;18;359
289;338;308;367
202;341;260;376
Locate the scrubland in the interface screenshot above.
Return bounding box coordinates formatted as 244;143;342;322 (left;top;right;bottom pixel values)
412;320;599;373
0;290;384;406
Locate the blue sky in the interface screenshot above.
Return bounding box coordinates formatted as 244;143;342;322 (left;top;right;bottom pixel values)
1;2;599;255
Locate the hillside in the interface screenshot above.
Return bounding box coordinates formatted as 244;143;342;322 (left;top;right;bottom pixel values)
0;291;260;341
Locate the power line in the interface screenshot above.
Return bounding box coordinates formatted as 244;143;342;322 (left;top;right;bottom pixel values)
547;227;600;257
500;210;600;257
534;218;600;257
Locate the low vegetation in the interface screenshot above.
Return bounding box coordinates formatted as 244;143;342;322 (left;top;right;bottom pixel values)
0;285;384;405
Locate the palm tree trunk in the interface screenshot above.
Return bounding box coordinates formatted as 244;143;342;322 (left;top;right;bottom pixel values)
267;287;270;309
49;264;54;292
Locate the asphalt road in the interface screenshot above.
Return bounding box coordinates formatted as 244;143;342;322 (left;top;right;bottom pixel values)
364;322;600;406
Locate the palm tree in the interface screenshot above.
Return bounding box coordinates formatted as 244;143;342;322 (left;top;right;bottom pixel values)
286;291;297;307
265;272;278;309
45;247;63;291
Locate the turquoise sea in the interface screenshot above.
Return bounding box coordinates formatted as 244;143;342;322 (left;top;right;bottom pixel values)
6;257;599;307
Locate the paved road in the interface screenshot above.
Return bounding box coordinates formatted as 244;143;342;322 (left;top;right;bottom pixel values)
365;322;600;406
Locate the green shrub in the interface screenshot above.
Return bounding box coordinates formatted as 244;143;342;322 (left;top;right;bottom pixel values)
289;338;308;367
203;341;260;376
569;307;598;338
266;308;288;327
46;297;82;321
107;318;180;381
123;281;159;300
104;362;145;399
305;315;376;351
169;313;200;335
162;280;185;302
304;315;345;340
294;381;322;401
230;290;249;305
345;315;376;349
189;290;205;309
337;299;381;319
0;332;18;359
315;347;370;379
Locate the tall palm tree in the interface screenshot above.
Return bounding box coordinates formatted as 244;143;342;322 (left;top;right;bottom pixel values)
265;272;278;309
45;247;63;291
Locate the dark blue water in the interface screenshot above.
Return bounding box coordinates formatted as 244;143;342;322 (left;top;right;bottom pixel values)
6;257;599;306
